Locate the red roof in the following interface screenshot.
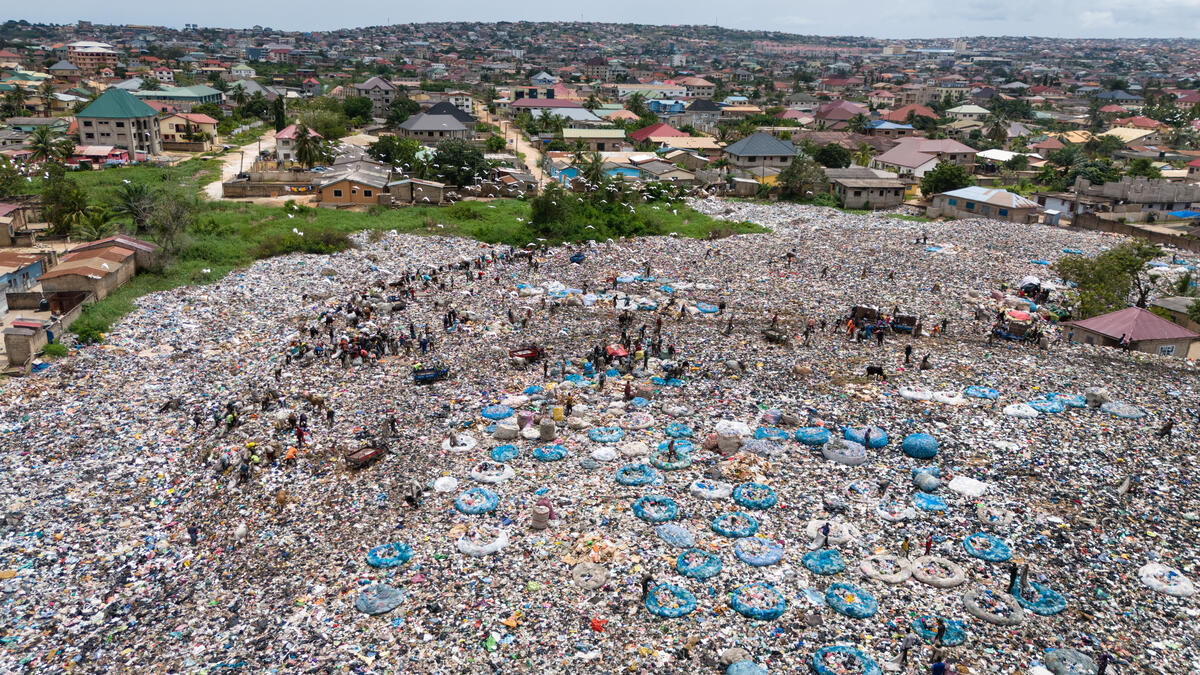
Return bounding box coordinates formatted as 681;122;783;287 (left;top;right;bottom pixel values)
1032;137;1065;150
882;104;937;123
1068;307;1199;342
1098;104;1128;113
1187;158;1200;168
629;123;686;143
275;123;323;140
510;98;582;109
168;113;217;125
1112;116;1163;129
815;99;868;121
0;49;22;59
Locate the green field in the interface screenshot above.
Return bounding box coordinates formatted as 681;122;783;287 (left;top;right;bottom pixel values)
57;159;765;342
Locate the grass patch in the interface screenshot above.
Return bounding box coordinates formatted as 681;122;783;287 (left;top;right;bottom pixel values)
889;213;934;223
41;342;69;358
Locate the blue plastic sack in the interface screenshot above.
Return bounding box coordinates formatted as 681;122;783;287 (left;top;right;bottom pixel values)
454;487;499;515
1046;392;1086;408
697;302;719;314
963;532;1012;562
844;425;887;448
964;385;999;400
677;548;723;579
734;537;783;567
533;444;567;462
1027;398;1066;414
633;495;679;523
726;661;768;675
657;439;694;453
733;482;778;510
523;385;543;395
630;396;651;408
366;543;413;568
481;405;514;420
1100;401;1146;419
730;583;786;620
712;511;759;538
355;584;405;615
911;465;941;479
811;646;881;675
825;582;878;619
665;422;693;438
589;427;625;443
1012;580;1067;615
754;427;789;441
615;463;658;486
802;549;845;575
651;449;693;471
902;433;939;459
913;492;948;512
645;583;696;618
656;523;695;548
490;444;519;462
795;427;831;446
911;616;967;646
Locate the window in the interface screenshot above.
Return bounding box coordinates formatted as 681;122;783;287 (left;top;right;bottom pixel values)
85;133;94;140
363;190;373;197
965;201;975;210
83;120;93;127
947;198;957;206
116;122;125;128
333;189;343;197
853;190;862;197
998;208;1008;217
1158;344;1176;356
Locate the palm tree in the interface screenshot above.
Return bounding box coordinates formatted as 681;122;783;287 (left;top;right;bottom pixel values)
852;143;873;167
985;115;1009;146
292;123;321;168
111;181;155;230
27;127;74;164
846;113;869;134
582;152;606;185
4;87;27;116
584;94;601;112
72;207;119;241
231;87;249;108
38;80;55;117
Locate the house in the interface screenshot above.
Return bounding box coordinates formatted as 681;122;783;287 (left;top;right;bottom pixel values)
871;138;976;178
66;40;119;72
1112;116;1164;130
0;203;30;247
4;117;69;133
75;88;163;156
881;104;938;124
1149;297;1200;355
48;59;81;83
675;76;715;98
313;159;392;205
678;99;721;132
0;251;44;300
396;113;471;141
814;100;868;129
425;101;476;124
863;120;915;138
68;145;130;167
1098;127;1161;147
132;85;223;110
562;128;629;152
302;77;322;97
69;234;159;271
605;109;641;123
646;99;686;116
926;186;1040;223
663;149;710;171
530;71;558;86
629;123;686;144
1066;306;1200;359
1073;176;1200;214
387;178;446;204
354;76;398;117
582;56;611;81
153;67;174;84
0;49;20;69
230;63;256;79
825;167;905;209
159;112;218;150
1094;90;1144;104
274;123;323;163
946;104;990;121
37;243;136;300
868;90;897;108
723;133;797;173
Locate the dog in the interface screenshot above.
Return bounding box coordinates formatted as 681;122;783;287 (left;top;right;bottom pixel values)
865;365;888;381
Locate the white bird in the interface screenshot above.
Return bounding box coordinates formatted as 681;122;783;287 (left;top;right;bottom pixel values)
288;213;295;219
437;223;444;228
234;523;248;544
101;263;110;270
585;225;595;229
122;179;130;184
202;268;211;274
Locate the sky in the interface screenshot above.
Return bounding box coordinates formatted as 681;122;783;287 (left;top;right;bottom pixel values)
13;0;1200;39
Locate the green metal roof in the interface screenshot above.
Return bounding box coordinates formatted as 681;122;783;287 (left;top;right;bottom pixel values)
76;88;158;119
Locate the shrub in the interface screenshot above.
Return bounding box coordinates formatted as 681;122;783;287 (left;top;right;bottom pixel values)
42;342;69;358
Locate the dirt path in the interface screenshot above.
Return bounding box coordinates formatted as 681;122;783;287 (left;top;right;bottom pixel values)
202;128;278;200
477;103;545;184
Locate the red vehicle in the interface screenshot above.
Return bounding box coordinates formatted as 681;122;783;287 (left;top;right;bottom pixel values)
509;343;546;361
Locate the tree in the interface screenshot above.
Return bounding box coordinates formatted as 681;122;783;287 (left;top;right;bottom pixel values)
846;113;869;134
110;181;156;230
230;87;249;108
149;189;195;255
626;92;649;118
3;86;27;116
291;123;322;168
851;143;873;167
71;207;119;241
430;139;486;186
1084;134;1125;159
366;135;420;167
986;117;1008;145
920;161;973;196
581;152;606;185
1054;241;1163;318
1126;157;1162;179
26;126;74;164
813;143;851;168
485;135;505;153
0;156;22;199
385;96;421;129
584;94;600;111
38;80;54;117
272;96;287;132
1188;298;1200;326
342;96;373;123
42;166;89;235
1003;155;1029;172
141;79;162;91
299;109;347;140
776;155;827;201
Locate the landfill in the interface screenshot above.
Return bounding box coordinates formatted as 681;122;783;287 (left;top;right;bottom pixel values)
1;196;1197;673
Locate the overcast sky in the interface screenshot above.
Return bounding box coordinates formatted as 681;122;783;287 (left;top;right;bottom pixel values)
15;0;1200;39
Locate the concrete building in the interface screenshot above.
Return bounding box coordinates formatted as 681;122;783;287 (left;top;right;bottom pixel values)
37;245;136;300
1073;176;1200;214
396;113;471;142
927;186;1040;223
313;160;392;206
274;123;323;163
871;138;976;178
75;88;163;156
825;167;905;209
562;128;629;152
722;133;797;171
66;41;119;72
354;76;397;117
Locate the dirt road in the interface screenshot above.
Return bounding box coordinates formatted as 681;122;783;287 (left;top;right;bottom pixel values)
202;128;277;199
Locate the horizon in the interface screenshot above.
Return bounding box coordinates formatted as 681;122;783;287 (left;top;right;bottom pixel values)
6;3;1200;41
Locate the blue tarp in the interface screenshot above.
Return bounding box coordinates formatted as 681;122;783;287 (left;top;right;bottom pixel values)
490;444;519;462
633;495;679;522
588;427;624;443
615;463;658;486
844;425;888;448
730;583;786;620
733;482;778;510
665;422;693;438
826;582;878;619
1012;580;1067;615
811;646;881;675
795;427;831;446
965;385;999;400
481;405;514;420
366;543;413;568
645;583;697;618
657;439;694;454
355;584;405;615
911;616;967;646
735;537;783;567
454;488;499;515
677;548;723;579
655;523;695;548
727;661;768;675
963;532;1012;562
1028;398;1066;414
753;427;789;441
532;444;567;462
1167;210;1200;218
696;302;720;314
914;492;948;512
802;549;845;575
712;511;759;538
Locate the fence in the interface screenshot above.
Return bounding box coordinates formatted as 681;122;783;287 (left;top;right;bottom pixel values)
1071;213;1200;253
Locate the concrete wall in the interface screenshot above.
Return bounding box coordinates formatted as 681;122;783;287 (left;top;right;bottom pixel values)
1071;213;1200;253
222;180;315;198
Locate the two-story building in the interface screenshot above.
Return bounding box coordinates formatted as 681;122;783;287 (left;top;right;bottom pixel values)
75;88;162;156
354;76;398;117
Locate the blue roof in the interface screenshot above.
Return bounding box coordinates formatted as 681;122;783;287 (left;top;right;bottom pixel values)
866;120;914;130
1166;210;1200;218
